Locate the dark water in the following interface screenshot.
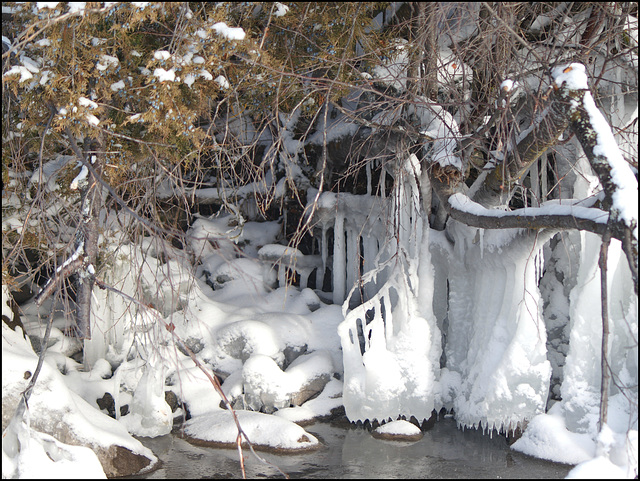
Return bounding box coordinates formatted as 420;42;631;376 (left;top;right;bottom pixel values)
130;417;572;479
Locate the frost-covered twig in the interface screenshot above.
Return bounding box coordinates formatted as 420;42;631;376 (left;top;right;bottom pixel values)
93;279;289;479
33;256;83;307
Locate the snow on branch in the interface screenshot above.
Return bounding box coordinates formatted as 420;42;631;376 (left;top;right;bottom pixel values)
552;64;638;228
552;63;638;290
447;193;609;234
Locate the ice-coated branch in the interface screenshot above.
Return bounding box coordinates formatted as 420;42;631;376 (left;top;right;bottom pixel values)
598;228;612;433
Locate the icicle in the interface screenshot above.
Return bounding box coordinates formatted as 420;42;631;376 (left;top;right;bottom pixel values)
333;213;346;304
529;158;539;207
321;224;328;288
366;160;372;196
346;227;358;297
540;152;548;203
479;228;484;259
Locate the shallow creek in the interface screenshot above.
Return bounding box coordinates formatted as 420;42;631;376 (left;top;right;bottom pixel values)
129;417;572;479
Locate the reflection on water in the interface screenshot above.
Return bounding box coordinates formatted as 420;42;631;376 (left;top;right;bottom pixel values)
129;417;572;479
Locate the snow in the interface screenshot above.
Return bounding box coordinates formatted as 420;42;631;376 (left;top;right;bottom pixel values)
2;294;157;477
211;22;246;41
511;404;595;464
375;420;422;436
78;97;98;109
95;55;119;71
2;415;106;479
214;75;230;89
449;192;610;224
3;66;33;83
552;63;638;236
110;80;125;91
69;165;88;190
153;50;171;61
274;2;289;17
85;113;100;126
185;410;319;451
153;68;176;82
513;406;637;478
414;103;463;170
36;2;59;9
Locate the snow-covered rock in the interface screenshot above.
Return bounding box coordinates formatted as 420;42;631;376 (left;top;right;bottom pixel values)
372;419;424;442
2;321;157;477
184;410;320;452
242;350;334;413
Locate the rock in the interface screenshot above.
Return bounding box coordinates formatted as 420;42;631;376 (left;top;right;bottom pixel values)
183;410;321;453
1;293;26;336
165;390;179;412
97;392;116;417
242;350;334;413
242;355;290;413
3;389;155;477
215;320;284;365
176;336;205;356
2;322;157;477
371;419;424;442
107;444;155;477
283;344;307;368
286;350;334;406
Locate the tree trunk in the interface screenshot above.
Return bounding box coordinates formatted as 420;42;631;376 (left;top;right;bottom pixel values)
74;137;102;339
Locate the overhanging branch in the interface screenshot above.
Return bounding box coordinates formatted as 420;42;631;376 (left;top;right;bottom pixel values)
431;175;610;236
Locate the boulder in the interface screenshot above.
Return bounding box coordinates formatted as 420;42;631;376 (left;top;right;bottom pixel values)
215;320;284;365
242;350;334;413
2;322;157;477
371;419;424;442
184;410;321;453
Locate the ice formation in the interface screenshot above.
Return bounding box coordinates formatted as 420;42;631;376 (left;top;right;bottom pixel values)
441;221;551;433
336;155;441;423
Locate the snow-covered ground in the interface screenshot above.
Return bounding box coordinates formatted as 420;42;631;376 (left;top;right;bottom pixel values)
0;3;637;476
3;197;637;477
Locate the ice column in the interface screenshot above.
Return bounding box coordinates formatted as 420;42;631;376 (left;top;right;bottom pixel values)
333;213;346;304
443;224;551;433
561;232;638;434
338;159;441;423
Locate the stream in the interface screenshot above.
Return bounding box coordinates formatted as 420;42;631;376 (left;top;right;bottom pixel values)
129;417;573;479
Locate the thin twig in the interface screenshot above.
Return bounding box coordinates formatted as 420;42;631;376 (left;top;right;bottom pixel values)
598;227;612;432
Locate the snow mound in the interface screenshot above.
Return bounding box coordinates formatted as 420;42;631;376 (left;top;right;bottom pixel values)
511;410;594;464
242;350;333;413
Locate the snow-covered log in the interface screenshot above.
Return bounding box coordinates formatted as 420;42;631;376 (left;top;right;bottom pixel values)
551;63;638;293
